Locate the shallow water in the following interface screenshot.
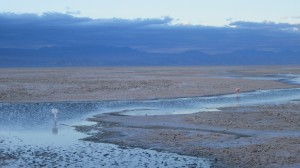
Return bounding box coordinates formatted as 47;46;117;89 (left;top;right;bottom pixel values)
111;88;300;115
218;74;300;85
285;75;300;85
2;88;300;121
1;88;300;130
1;87;300;167
0;103;210;167
1;136;210;168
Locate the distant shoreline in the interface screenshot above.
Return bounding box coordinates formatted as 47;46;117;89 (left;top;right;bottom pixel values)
0;66;298;102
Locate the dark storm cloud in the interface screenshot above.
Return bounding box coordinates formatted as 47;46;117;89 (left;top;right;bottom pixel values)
0;12;172;27
0;12;300;53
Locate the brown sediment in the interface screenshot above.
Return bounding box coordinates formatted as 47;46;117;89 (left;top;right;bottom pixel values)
0;66;299;103
76;103;300;168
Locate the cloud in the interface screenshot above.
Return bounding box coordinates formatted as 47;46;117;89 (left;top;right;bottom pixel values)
0;12;300;55
0;12;172;29
229;21;300;31
65;7;81;15
292;16;300;19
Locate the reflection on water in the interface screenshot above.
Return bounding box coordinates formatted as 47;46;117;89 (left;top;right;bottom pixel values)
1;88;300;167
235;96;241;107
97;88;300;116
218;74;300;85
51;108;59;134
52;120;58;135
286;75;300;85
0;102;99;130
0;88;299;140
1;88;300;128
0;98;212;167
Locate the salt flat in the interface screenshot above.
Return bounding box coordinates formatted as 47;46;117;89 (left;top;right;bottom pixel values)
0;66;298;102
1;66;300;168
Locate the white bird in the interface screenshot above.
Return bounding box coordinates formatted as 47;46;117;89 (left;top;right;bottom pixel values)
51;108;59;121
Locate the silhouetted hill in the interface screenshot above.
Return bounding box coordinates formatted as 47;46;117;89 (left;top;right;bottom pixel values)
0;46;299;67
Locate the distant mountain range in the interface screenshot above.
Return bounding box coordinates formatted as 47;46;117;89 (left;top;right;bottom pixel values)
0;46;299;67
1;13;300;67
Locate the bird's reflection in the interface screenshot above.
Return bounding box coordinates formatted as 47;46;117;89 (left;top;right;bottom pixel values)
234;88;241;107
51;108;59;135
235;96;240;107
52;120;58;134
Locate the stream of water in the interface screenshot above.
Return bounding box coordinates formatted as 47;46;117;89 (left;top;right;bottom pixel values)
1;86;300;167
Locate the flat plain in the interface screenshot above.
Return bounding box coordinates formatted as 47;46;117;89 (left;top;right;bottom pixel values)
1;66;300;168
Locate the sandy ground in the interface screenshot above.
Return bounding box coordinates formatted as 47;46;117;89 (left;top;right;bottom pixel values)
0;66;298;102
1;66;300;167
76;103;300;168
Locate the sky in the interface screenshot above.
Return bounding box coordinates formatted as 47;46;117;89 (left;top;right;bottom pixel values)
1;12;299;54
0;1;300;66
1;0;300;26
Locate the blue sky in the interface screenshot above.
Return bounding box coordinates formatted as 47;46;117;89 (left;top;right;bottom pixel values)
0;1;300;66
1;0;300;26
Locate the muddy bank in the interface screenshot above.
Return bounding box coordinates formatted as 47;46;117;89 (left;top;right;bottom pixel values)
76;103;300;168
0;66;298;102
